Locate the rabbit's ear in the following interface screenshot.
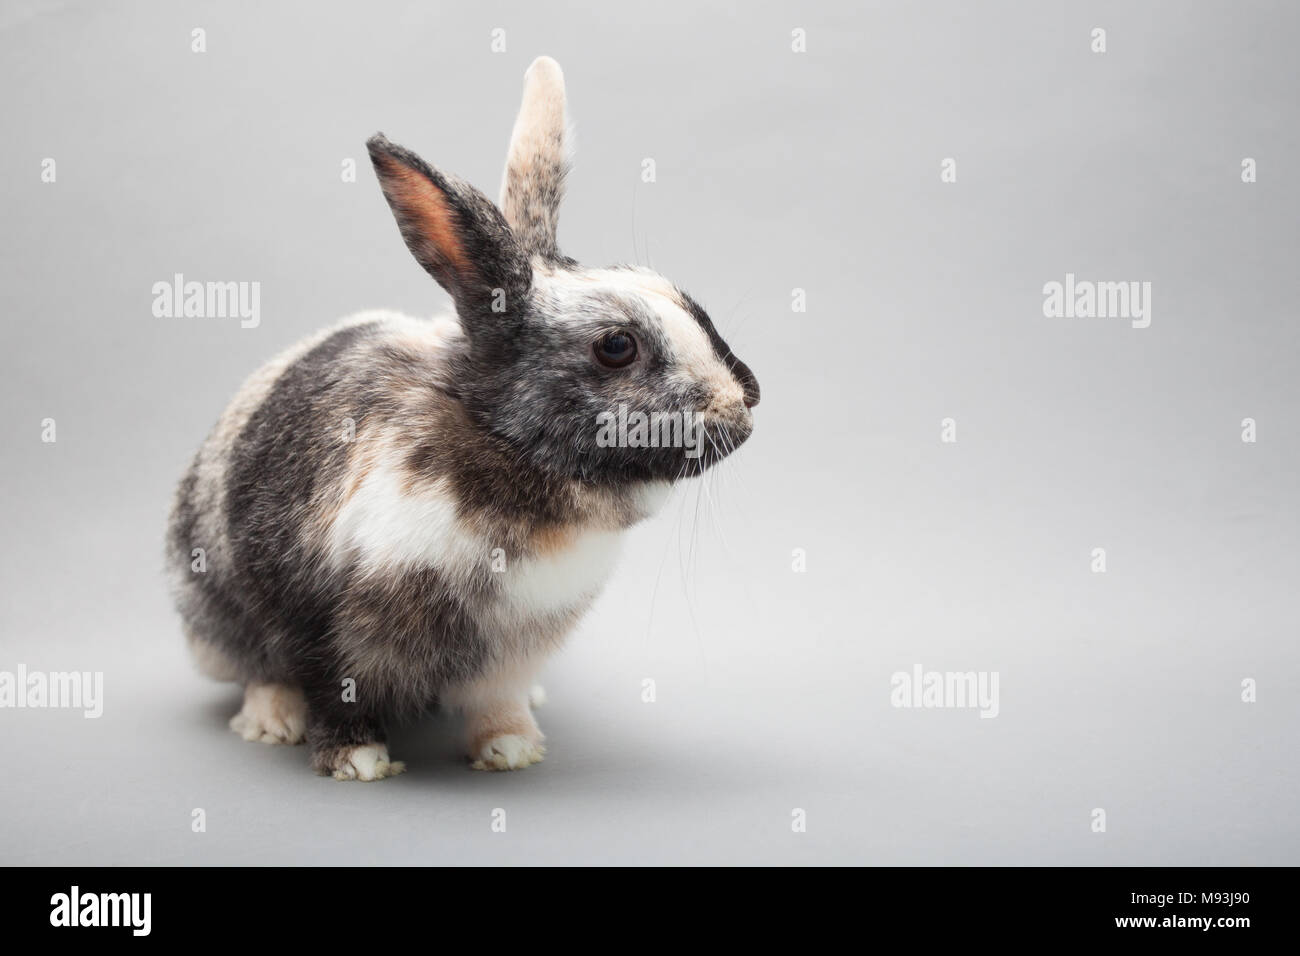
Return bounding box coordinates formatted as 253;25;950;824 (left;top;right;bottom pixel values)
368;134;531;313
499;56;570;260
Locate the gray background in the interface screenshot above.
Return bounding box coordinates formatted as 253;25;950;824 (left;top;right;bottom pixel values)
1;0;1296;865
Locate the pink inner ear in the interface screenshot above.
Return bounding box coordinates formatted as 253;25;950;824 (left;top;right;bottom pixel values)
375;154;471;280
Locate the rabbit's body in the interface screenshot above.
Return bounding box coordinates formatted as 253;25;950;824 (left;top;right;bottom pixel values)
168;58;757;779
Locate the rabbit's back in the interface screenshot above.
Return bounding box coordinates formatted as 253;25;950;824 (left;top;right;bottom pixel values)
169;312;466;689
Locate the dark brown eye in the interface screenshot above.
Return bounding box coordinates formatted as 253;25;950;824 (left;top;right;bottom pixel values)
593;330;638;368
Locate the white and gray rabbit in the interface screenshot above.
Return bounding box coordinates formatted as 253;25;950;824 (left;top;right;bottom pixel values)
167;57;759;780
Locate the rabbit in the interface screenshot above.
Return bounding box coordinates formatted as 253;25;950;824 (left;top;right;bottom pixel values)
166;56;759;780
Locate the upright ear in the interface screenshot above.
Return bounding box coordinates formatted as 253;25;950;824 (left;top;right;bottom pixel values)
367;133;531;315
499;56;570;260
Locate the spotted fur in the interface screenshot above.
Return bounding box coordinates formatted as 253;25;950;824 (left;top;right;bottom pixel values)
167;57;759;777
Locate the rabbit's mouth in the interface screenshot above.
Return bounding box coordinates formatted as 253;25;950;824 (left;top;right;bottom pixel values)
677;413;753;477
580;400;751;481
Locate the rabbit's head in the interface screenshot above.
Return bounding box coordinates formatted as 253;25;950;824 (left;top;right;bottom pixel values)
367;57;758;485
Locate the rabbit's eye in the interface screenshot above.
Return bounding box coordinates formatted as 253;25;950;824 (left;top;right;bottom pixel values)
593;330;638;369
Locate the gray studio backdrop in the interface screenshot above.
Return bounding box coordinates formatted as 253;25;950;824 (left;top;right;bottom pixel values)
1;0;1297;865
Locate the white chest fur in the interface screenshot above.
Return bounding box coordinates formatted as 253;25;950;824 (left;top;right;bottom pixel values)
327;466;669;622
495;527;624;619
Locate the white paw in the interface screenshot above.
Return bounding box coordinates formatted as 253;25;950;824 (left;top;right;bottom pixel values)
331;744;406;782
528;684;547;708
471;735;546;771
229;683;306;745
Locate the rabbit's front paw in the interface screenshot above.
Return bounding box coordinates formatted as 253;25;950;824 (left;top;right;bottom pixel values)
229;682;307;745
317;743;406;781
470;734;546;771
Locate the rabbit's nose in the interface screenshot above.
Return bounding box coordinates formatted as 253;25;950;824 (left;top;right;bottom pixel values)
727;356;759;408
